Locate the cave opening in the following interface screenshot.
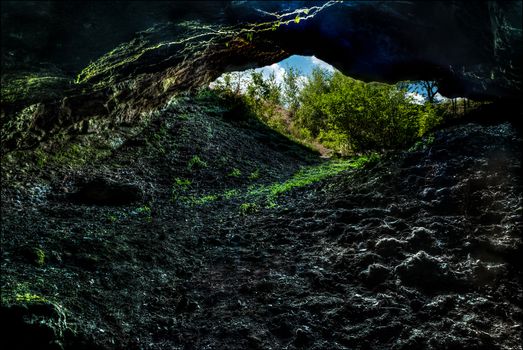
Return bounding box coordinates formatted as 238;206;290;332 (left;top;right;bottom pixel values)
206;54;477;157
1;2;521;350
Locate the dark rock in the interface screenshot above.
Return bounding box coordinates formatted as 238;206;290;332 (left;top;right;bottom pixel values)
294;327;313;347
406;227;437;251
270;317;294;339
419;187;436;200
69;178;142;206
360;263;391;286
0;301;69;350
394;251;454;289
375;237;406;257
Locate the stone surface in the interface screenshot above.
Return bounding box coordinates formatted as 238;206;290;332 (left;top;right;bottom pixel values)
1;1;522;152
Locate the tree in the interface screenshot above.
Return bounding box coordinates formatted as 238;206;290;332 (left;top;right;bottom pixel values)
298;71;438;152
397;80;439;103
296;67;331;138
421;80;439;103
282;67;301;114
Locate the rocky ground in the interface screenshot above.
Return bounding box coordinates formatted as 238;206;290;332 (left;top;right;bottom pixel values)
1;94;522;349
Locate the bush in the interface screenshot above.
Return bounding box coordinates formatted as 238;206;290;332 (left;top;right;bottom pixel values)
211;67;443;154
297;69;441;152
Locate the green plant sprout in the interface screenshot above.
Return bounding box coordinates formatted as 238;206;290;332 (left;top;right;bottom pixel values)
187;155;208;171
228;168;242;177
249;169;260;180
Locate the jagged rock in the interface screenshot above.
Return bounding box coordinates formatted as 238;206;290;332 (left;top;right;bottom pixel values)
1;1;521;152
375;237;406;257
394;251;454;289
406;227;437;252
360;263;391;286
0;301;69;350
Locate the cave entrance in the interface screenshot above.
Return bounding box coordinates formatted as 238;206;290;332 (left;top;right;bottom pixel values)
207;55;476;156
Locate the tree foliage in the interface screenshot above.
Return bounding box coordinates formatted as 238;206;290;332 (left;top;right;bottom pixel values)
212;66;443;154
297;69;440;152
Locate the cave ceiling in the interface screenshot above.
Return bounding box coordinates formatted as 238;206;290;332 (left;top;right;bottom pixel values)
1;1;521;150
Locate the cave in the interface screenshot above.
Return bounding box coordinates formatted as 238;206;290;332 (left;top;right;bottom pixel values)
1;1;522;349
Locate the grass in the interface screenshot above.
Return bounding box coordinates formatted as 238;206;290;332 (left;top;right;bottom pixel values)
187;155;208;171
248;169;260;180
239;202;258;215
248;155;378;205
1;283;49;305
228;168;242;177
175;155;379;208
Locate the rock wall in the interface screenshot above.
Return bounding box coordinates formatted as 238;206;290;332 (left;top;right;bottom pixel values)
1;1;521;152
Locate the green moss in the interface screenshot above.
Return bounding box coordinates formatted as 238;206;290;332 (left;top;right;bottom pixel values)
135;205;153;222
2;283;48;306
171;177;192;202
223;189;239;199
176;156;379;209
248;155;378;203
73;4;336;87
248;169;260;180
1;74;70;105
15;292;48;303
174;177;192;189
34;248;46;266
239;202;258;215
187;155;207;171
192;194;218;205
228;168;242;177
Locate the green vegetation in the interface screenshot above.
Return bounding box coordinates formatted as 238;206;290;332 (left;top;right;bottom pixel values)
192;194;219;205
249;169;260;180
1;283;48;305
135;205;152;222
248;155;377;206
172;177;192;202
173;155;377;209
173;177;192;190
239;202;258;215
34;248;46;266
296;70;441;152
1;73;70;104
228;168;242;177
213;66;448;155
22;141;113;171
187;155;208;171
107;214;118;223
15;292;48;303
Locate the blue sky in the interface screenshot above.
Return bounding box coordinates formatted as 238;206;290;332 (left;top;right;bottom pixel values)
210;55;334;90
277;55;335;76
211;55;447;104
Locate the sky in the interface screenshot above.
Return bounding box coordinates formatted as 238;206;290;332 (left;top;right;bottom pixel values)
210;55;334;92
210;55;448;104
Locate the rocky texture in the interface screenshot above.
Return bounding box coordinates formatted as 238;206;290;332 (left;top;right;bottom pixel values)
1;1;522;152
1;93;521;349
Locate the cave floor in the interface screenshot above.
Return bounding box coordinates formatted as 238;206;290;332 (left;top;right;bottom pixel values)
1;95;522;349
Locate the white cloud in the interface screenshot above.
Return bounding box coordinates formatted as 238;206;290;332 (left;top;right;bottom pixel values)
310;56;335;72
433;92;449;103
257;63;287;85
210;55;335;93
210;62;309;93
406;92;426;105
